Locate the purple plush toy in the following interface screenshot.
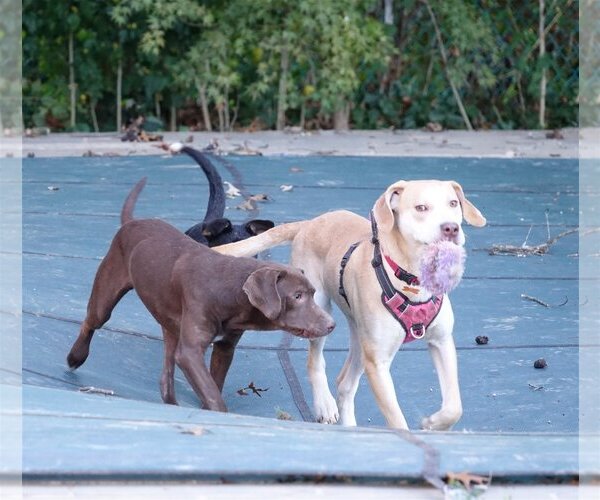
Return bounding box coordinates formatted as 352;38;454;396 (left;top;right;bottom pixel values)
419;241;466;296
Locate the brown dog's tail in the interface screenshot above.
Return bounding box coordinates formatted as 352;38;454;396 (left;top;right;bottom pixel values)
213;220;305;257
121;177;147;225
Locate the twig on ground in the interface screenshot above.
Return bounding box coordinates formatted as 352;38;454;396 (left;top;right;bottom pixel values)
484;227;599;257
79;386;115;396
521;294;568;308
237;381;269;397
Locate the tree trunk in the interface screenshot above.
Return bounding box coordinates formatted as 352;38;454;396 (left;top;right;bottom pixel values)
217;102;225;132
170;105;176;131
196;81;212;131
384;0;394;25
276;45;289;131
154;93;161;120
90;98;99;132
224;85;230;131
299;101;306;130
68;32;76;129
423;0;473;130
539;0;546;128
116;59;122;131
230;94;240;130
333;101;350;131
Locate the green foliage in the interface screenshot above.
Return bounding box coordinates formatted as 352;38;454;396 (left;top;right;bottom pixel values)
353;0;578;130
22;0;579;131
0;0;23;130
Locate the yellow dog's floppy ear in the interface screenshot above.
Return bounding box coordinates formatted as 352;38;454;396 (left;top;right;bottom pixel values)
450;181;486;227
372;181;407;233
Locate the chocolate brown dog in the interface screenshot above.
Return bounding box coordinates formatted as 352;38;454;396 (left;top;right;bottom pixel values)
66;178;335;412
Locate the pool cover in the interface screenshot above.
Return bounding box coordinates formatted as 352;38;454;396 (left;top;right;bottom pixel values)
5;153;598;484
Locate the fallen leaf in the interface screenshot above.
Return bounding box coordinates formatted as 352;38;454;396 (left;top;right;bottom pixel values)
177;425;206;436
248;381;269;397
224;181;242;198
425;122;443;132
275;408;293;420
248;193;270;202
236;199;257;211
446;471;490;489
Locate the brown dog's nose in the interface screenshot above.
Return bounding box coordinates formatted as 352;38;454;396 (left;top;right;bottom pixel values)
327;322;336;334
441;222;459;241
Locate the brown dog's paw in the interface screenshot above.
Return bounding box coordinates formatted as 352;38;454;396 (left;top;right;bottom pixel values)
66;347;88;371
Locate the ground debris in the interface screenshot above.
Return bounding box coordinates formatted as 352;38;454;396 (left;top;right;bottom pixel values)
248;193;270;202
236;199;257;211
175;425;207;436
237;381;269;397
224;181;242;198
483;227;599;257
78;386;114;396
445;471;490;498
521;294;568;308
231;140;264;156
528;383;545;391
275;407;293;420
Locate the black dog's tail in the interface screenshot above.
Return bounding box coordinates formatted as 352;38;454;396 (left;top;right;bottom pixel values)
121;177;147;225
180;146;226;222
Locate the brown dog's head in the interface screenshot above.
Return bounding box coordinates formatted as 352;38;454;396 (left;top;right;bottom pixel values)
243;266;335;338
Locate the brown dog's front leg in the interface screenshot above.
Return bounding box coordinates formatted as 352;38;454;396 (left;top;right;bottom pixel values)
175;315;227;412
210;331;243;392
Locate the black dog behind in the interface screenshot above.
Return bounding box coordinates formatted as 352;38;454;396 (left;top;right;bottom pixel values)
179;146;274;246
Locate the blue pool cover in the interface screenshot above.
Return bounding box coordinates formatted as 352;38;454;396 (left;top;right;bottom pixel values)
5;153;598;484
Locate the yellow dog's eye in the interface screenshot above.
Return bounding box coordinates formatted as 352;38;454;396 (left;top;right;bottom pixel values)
415;205;428;212
450;200;459;208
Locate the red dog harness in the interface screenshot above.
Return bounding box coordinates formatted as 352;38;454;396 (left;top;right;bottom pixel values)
338;212;443;343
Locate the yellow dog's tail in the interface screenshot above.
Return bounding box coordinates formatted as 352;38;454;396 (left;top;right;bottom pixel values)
120;177;147;225
213;220;305;257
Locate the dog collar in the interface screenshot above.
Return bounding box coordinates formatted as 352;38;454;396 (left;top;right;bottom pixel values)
369;211;419;287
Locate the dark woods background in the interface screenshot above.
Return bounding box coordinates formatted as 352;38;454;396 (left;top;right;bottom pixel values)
21;0;578;133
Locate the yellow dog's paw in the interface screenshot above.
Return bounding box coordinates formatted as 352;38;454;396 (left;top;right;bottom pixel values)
313;393;339;424
421;408;462;431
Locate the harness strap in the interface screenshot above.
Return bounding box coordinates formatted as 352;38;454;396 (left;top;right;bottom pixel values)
369;210;443;343
383;254;420;286
369;210;419;287
338;242;361;307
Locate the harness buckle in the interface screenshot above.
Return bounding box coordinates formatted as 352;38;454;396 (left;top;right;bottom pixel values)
409;323;425;340
384;293;408;315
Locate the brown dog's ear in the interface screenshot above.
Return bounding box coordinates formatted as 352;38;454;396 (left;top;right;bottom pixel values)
243;268;286;320
372;181;407;233
450;181;487;227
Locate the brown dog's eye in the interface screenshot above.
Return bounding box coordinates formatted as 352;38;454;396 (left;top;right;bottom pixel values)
415;205;428;212
294;292;303;300
450;200;459;208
